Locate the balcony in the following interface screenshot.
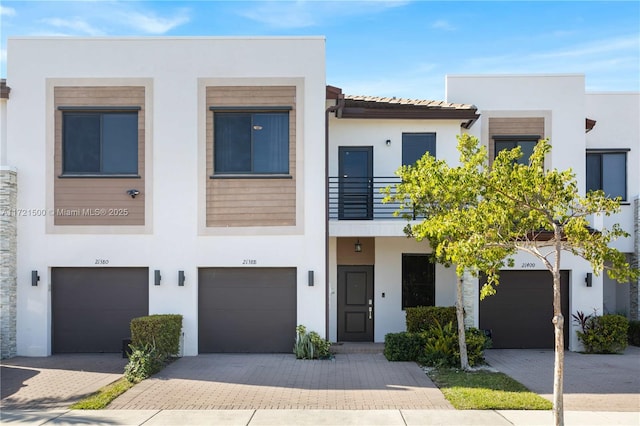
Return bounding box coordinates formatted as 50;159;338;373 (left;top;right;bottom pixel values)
328;176;412;220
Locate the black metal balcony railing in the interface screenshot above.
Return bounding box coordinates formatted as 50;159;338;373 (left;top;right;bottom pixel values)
328;176;412;220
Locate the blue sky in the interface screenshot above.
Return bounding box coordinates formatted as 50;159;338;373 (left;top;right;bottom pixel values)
1;1;638;100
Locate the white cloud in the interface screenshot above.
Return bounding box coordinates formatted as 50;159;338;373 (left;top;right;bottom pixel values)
120;10;190;34
239;0;410;29
431;19;455;31
0;5;16;17
40;17;104;36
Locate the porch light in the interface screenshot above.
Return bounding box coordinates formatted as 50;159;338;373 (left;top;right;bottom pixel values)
31;270;40;286
354;240;362;253
385;139;391;146
585;273;592;287
178;270;185;286
154;270;161;286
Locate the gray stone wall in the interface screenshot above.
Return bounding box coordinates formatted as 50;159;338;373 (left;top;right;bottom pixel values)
1;168;17;359
631;198;639;321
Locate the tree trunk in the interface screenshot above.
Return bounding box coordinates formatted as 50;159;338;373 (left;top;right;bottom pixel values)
552;228;565;426
456;275;469;370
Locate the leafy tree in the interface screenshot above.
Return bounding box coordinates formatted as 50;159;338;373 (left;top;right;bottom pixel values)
384;134;638;426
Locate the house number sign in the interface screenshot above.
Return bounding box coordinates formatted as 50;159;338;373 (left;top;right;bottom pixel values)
521;262;536;268
242;259;257;265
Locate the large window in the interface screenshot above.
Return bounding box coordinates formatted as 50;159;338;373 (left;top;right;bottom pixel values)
62;109;139;175
586;150;627;201
402;254;435;309
402;133;436;166
213;110;289;174
493;136;539;165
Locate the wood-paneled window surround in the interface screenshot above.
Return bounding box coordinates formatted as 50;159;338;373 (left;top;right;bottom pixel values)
210;107;291;178
54;86;145;226
59;107;140;177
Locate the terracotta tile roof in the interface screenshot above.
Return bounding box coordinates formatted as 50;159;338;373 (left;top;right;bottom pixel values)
0;79;9;99
343;94;476;111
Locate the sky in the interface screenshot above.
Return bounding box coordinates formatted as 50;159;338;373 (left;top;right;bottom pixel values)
1;1;639;100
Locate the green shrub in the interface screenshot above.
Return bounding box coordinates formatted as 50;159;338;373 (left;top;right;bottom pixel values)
130;314;182;359
384;332;428;361
124;343;164;383
405;306;456;332
628;320;640;346
422;321;490;367
574;312;628;354
293;325;331;359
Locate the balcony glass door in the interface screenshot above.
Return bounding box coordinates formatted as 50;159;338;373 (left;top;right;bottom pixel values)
338;146;373;220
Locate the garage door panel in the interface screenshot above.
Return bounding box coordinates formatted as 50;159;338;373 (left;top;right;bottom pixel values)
198;268;296;353
52;268;149;353
479;270;569;349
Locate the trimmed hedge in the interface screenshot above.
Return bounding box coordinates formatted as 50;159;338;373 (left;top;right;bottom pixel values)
384;332;429;361
130;314;183;358
577;314;628;354
406;306;457;332
627;320;640;347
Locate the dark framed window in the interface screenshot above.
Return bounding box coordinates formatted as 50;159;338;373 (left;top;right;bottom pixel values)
402;254;435;309
402;133;436;166
586;150;628;201
61;108;139;175
493;135;539;165
213;109;290;175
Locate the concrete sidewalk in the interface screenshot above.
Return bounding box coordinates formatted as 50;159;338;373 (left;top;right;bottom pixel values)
2;409;639;425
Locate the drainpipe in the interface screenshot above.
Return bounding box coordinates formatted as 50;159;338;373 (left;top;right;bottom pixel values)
324;95;344;340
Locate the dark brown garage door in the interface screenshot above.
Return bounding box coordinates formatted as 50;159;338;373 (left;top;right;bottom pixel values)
479;270;569;349
52;268;149;353
199;268;296;353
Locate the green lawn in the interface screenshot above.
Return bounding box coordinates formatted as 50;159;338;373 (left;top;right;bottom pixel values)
69;377;134;410
427;368;552;410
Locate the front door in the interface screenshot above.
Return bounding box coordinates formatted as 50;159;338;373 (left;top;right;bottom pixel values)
338;147;373;219
337;265;374;341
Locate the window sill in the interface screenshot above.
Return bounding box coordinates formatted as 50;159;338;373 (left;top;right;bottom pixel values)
58;174;141;179
210;174;292;179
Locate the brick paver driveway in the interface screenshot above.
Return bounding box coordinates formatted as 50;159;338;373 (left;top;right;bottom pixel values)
109;353;452;410
485;346;640;411
1;354;127;409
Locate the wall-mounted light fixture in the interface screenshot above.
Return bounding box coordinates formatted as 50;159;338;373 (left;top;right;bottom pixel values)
385;139;391;146
585;272;592;287
31;270;40;286
154;270;161;286
308;270;314;286
127;189;140;199
354;240;362;253
178;270;185;286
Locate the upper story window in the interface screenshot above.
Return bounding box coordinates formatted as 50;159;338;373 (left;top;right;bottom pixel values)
402;133;436;166
212;109;290;175
586;150;628;201
402;253;435;309
493;135;539;165
60;107;139;175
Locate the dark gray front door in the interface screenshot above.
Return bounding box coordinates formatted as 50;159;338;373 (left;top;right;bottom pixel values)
479;270;569;349
198;268;296;353
52;267;149;353
337;266;374;341
338;146;373;220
